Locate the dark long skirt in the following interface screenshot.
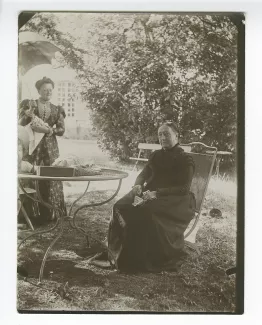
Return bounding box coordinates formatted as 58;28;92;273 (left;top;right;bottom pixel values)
108;190;196;272
30;135;67;221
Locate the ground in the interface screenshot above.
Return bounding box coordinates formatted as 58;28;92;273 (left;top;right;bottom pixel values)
17;139;237;312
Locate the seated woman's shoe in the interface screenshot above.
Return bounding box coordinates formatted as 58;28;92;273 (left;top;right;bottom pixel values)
88;252;113;269
88;259;112;269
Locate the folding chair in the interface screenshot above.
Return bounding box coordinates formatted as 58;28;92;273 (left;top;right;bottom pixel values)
18;187;39;231
130;141;217;253
184;142;217;253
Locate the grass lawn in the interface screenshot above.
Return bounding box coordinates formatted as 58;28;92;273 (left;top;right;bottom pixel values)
17;139;237;312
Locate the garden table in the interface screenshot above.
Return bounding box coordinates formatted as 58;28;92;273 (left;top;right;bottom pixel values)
18;168;129;283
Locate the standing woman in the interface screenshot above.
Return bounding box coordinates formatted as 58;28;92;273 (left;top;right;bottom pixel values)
19;77;66;223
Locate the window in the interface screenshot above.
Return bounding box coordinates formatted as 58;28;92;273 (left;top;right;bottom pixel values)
72;113;74;117
72;103;74;107
72;108;74;112
62;94;65;97
62;103;65;107
68;103;70;107
68;109;70;112
68;83;71;87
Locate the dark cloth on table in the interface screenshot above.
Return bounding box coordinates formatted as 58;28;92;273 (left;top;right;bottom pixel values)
108;144;196;272
19;100;66;222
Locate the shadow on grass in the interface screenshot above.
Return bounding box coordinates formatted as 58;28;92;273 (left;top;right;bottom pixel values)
17;188;237;313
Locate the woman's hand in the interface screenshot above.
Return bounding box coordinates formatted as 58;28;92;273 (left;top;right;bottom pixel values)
132;185;142;196
143;191;157;201
31;124;50;134
46;127;54;137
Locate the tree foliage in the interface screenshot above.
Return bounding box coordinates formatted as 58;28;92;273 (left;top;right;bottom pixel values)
21;13;239;162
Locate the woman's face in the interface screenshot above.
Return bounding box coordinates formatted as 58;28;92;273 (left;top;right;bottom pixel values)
158;125;178;149
38;83;53;101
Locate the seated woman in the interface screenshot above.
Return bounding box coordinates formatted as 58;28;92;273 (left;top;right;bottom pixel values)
18;126;39;224
18;126;34;173
102;122;196;272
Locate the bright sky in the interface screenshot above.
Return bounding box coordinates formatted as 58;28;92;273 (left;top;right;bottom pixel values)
21;64;77;100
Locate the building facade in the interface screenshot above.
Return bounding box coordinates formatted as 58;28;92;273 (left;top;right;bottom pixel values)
55;80;93;139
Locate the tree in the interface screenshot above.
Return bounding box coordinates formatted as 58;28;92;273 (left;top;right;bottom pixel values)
21;13;239;161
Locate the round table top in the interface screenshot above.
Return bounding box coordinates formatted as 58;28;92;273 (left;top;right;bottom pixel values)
18;168;129;182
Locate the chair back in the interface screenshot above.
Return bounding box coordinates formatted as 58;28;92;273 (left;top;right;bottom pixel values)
186;142;217;213
138;142;192;153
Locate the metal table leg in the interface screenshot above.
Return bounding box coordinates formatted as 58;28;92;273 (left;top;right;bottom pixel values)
67;181;91;245
18;180;64;283
68;181;90;217
71;179;122;267
18;179;122;281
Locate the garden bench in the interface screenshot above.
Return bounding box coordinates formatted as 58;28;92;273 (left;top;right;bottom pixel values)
130;142;217;253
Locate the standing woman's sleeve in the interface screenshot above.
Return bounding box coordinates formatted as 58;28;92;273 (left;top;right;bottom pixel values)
53;106;66;136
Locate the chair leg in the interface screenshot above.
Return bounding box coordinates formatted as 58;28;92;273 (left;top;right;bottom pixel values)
132;161;139;172
20;204;34;231
184;241;200;255
132;149;142;172
184;222;201;255
17;200;22;215
185;221;201;244
32;198;40;218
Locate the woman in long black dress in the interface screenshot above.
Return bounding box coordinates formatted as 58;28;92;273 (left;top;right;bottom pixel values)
107;122;196;272
19;77;66;223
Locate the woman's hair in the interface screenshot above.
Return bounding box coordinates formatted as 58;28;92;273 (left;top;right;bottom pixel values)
162;121;180;136
35;77;55;91
20;99;37;111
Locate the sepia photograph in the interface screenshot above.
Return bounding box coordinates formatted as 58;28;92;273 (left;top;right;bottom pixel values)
17;11;244;313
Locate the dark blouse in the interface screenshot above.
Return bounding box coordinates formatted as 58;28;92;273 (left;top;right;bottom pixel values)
19;100;65;136
134;144;195;197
